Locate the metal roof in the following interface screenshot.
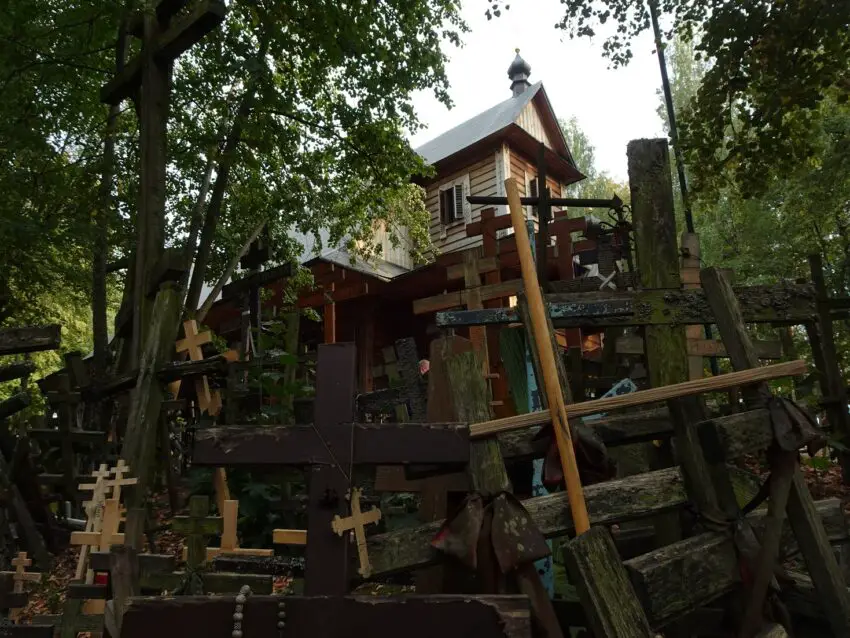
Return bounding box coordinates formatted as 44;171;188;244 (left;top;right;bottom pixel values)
415;82;544;165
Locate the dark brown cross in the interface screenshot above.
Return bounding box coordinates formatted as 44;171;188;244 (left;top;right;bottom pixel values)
100;0;226;361
191;342;470;596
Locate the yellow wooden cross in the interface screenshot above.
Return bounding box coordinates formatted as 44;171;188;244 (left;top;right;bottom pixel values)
181;500;273;562
1;552;41;621
330;488;381;578
174;319;222;414
75;464;111;580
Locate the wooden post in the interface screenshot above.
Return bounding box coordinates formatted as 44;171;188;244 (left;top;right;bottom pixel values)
304;343;357;595
627;139;725;526
445;345;564;638
562;526;654;638
701;266;850;636
121;282;183;550
807;253;850;479
505;177;590;535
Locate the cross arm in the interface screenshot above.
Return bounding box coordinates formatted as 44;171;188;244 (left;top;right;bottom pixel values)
191;423;470;467
101;0;227;104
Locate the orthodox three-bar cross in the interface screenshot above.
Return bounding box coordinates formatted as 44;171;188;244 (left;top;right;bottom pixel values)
100;0;226;359
191;342;470;595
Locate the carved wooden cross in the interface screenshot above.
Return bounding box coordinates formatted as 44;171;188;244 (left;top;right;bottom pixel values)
1;552;40;621
331;487;382;578
181;499;273;562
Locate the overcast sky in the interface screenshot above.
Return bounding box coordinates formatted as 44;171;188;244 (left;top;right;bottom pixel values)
408;1;667;182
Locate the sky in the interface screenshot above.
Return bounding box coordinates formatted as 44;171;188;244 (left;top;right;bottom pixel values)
407;1;667;182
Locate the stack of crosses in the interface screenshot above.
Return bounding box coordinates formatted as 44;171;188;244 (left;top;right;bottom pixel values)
0;552;41;623
70;460;137;615
180;499;273;563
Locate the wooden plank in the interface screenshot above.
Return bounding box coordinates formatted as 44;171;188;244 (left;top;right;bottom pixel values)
0;392;30;420
0;325;61;355
367;467;687;576
220;263;293;300
413;279;522;315
191;422;469;467
468;360;806;438
0;362;35;383
562;526;654;638
446;256;499;280
625;532;740;628
121;595;532;638
436;284;817;328
298;282;371;309
615;335;783;359
700;266;850;635
697;409;774;462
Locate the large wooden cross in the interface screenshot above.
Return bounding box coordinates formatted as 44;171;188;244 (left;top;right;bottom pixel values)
191;342;470;596
100;0;226;360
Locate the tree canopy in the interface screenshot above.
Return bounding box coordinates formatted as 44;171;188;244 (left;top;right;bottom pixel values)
0;0;466;363
492;0;850;198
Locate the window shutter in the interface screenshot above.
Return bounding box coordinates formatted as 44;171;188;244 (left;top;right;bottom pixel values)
440;188;455;225
453;184;465;221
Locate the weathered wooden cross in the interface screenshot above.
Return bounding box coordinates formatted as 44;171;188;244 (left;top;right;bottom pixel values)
0;552;41;622
100;0;226;360
191;342;470;595
330;487;382;578
174;320;221;415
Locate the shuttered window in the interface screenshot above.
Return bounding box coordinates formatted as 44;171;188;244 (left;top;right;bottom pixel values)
440;182;465;225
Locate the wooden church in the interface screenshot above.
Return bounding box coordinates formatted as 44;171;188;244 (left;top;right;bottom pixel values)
204;52;615;416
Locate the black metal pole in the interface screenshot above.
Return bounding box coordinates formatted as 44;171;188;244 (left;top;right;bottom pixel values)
536;142;550;292
648;0;694;234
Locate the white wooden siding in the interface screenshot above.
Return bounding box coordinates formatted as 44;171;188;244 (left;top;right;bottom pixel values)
516;101;553;148
425;155;498;254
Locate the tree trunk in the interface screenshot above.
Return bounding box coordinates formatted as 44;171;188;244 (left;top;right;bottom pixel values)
93;18;129;378
184;35;270;314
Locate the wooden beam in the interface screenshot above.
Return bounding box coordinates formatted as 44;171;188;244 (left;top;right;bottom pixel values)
625;532;739;628
367;467;688;577
446;256;499;281
191;422;469;467
0;325;61;355
697;409;774;462
436;284;818;328
468;360;806;438
298;282;370;309
413;279;522;315
0;361;35;383
120;595;533;638
615;335;783;359
700;266;850;635
562;526;654;638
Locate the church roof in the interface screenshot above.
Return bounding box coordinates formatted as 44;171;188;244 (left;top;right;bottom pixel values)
415;82;544;165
